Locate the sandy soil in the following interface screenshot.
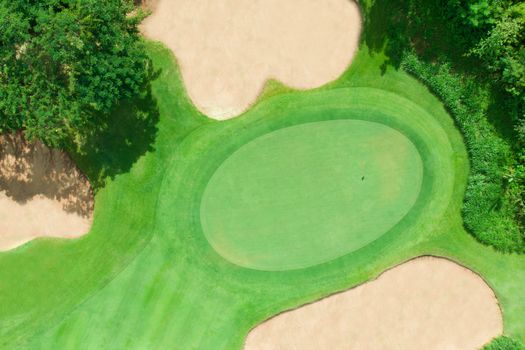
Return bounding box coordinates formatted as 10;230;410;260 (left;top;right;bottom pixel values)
0;133;93;251
138;0;158;12
245;257;503;350
141;0;362;119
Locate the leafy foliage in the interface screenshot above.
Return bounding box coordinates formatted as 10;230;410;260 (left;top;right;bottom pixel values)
484;336;525;350
470;2;525;101
363;0;524;252
402;53;524;252
441;0;525;249
0;0;151;149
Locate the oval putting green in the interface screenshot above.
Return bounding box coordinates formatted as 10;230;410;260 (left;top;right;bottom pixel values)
200;119;423;270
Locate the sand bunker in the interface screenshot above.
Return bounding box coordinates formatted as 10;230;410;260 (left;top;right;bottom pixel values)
141;0;362;119
0;133;93;251
245;257;502;350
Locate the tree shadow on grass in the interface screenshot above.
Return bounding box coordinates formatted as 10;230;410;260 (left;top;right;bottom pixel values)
361;0;410;71
362;0;481;73
72;70;161;191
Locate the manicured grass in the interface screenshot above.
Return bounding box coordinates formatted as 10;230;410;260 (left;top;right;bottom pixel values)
0;42;522;349
200;119;423;270
1;27;524;350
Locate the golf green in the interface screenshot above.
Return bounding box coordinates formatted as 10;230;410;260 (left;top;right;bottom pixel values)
200;120;423;270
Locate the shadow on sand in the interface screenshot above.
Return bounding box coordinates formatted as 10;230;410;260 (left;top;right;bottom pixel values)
0;132;93;217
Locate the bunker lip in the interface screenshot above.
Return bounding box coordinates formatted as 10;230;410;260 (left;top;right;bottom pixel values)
244;256;503;350
140;0;362;120
199;119;424;271
0;132;93;251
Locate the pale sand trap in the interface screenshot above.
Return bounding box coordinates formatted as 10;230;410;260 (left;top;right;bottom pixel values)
245;257;503;350
141;0;362;119
0;133;93;251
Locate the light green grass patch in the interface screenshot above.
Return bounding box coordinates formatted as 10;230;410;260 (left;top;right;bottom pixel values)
201;119;423;270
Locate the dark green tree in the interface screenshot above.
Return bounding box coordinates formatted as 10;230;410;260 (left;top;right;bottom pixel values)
0;0;151;148
470;2;525;102
483;336;525;350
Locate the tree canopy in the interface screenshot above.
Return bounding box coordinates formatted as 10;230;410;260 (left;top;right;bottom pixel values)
364;0;525;250
0;0;150;148
465;1;524;105
483;336;525;350
443;0;525;248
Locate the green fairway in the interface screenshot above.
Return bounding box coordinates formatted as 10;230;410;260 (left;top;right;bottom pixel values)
200;119;423;270
1;9;525;350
